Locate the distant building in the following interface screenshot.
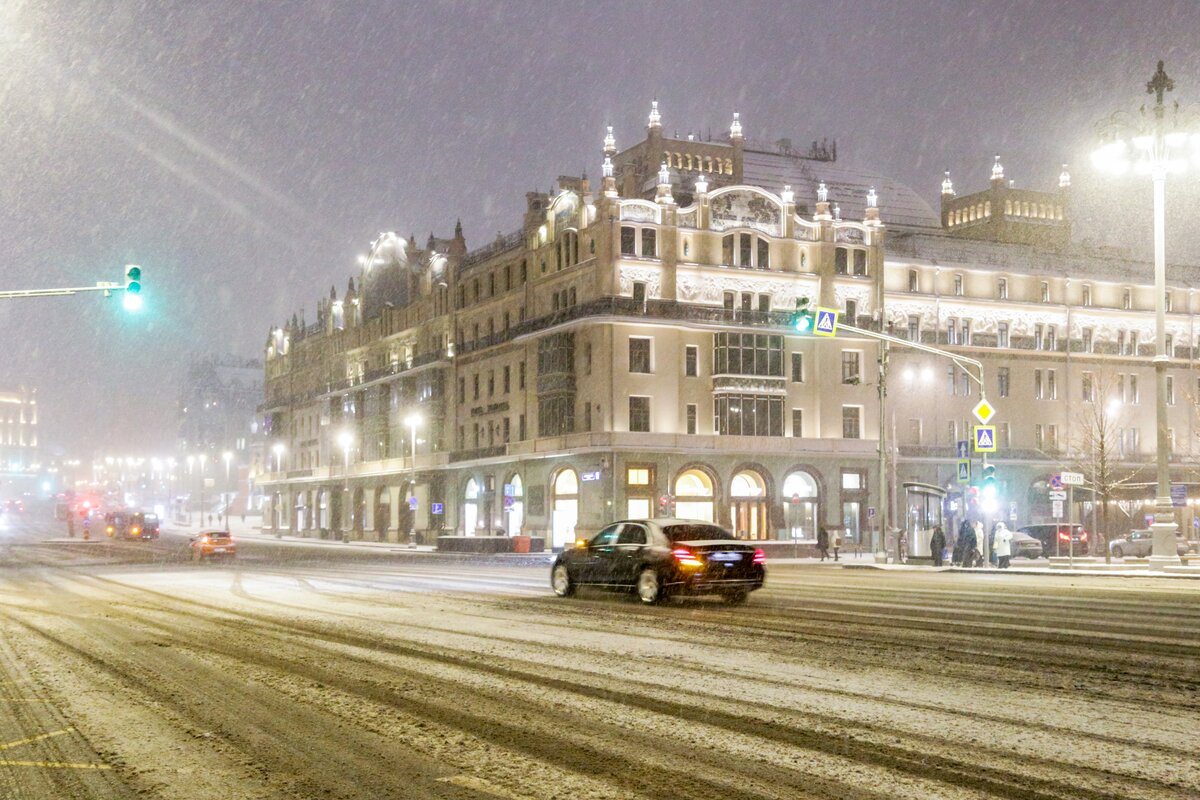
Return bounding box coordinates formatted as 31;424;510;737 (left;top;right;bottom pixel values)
178;355;263;515
0;386;38;473
258;103;1200;552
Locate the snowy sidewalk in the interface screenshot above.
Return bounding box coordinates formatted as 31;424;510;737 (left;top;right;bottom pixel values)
844;560;1200;579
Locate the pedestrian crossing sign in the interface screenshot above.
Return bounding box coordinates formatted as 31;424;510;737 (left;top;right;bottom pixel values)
814;307;839;337
956;459;971;484
973;425;997;453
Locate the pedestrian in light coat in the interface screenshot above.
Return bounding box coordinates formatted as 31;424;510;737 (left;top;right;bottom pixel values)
993;522;1013;569
930;525;946;567
816;527;830;561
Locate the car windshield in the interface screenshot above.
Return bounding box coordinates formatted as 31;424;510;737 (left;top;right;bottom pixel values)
663;524;735;542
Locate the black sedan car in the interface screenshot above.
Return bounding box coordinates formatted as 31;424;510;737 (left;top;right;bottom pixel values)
551;519;765;605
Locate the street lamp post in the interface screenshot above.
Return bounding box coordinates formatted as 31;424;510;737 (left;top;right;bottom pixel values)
271;442;285;533
1092;61;1199;566
337;430;354;538
222;451;233;532
404;412;422;546
198;453;208;528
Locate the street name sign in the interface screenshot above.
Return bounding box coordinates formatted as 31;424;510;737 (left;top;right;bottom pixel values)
431;502;444;515
956;460;971;483
814;308;839;337
1060;471;1084;486
972;399;996;425
973;425;996;452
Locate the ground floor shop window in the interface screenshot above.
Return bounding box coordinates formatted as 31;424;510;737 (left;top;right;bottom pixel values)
551;468;579;548
504;475;524;536
674;468;714;522
729;470;769;540
783;471;818;540
464;478;479;534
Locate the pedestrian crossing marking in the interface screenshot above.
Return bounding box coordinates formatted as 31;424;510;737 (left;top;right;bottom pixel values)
0;759;111;770
973;425;997;453
0;728;74;751
814;307;838;337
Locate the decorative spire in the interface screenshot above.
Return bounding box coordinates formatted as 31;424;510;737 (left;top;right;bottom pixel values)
454;218;463;239
730;111;743;140
991;154;1004;182
602;156;614;178
1058;163;1071;188
603;125;616;156
658;161;671;186
781;184;793;204
656;161;674;204
695;173;708;194
817;181;829;203
941;170;955;196
866;186;878;209
833;203;841;221
648;99;661;129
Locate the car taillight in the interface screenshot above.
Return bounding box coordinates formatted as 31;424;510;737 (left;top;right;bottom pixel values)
132;527;140;534
753;548;766;564
201;536;210;543
1079;530;1089;542
1058;531;1070;541
672;547;704;567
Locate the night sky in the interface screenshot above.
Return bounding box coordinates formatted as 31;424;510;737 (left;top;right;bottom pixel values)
3;0;1200;456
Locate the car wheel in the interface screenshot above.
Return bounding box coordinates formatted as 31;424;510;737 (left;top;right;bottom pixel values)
721;590;748;606
635;568;664;605
1112;546;1123;559
551;563;575;597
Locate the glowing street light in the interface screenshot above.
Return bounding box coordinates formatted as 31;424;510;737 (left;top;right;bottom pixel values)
1092;61;1199;566
404;413;422;545
337;430;354;534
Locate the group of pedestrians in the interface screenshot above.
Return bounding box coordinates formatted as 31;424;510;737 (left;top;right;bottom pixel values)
816;526;840;561
931;519;1013;568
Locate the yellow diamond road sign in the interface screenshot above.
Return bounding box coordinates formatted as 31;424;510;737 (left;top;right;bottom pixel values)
972;399;996;425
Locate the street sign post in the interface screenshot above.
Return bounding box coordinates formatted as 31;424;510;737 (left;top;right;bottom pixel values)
973;425;996;453
814;308;839;337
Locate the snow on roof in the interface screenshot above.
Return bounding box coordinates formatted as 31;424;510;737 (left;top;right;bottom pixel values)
740;148;941;230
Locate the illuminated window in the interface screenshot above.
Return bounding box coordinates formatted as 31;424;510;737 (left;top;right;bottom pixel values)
626;467;651;485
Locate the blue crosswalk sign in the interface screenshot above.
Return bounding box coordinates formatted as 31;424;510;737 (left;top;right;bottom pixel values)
973;425;997;453
814;308;838;337
957;460;971;483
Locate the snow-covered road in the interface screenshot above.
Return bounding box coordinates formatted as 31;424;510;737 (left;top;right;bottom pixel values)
0;523;1197;799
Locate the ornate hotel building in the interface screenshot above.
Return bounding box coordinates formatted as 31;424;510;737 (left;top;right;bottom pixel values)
259;103;1200;549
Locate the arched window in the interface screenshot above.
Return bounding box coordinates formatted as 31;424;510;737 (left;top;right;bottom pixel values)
984;201;991;217
550;468;579;548
782;471;819;540
1005;199;1012;215
729;469;769;540
675;468;714;522
724;159;733;174
464;478;480;535
505;475;524;536
705;156;713;172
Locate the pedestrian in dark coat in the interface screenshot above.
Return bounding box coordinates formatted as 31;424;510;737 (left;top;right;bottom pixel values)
816;527;830;561
930;525;946;567
959;522;978;567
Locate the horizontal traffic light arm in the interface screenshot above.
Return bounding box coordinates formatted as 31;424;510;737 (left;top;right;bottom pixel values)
832;320;990;408
0;281;124;300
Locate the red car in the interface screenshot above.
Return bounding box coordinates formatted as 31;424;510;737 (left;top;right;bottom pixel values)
190;530;237;561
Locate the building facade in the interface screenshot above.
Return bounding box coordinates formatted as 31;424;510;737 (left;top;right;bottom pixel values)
259;104;1200;551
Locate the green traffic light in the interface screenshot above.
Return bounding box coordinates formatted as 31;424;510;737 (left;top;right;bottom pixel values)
125;265;142;295
791;296;813;333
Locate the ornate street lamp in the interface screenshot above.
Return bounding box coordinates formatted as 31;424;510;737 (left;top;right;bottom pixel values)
1091;61;1200;565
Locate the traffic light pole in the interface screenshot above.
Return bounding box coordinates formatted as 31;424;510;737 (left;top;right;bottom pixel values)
832;322;989;564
